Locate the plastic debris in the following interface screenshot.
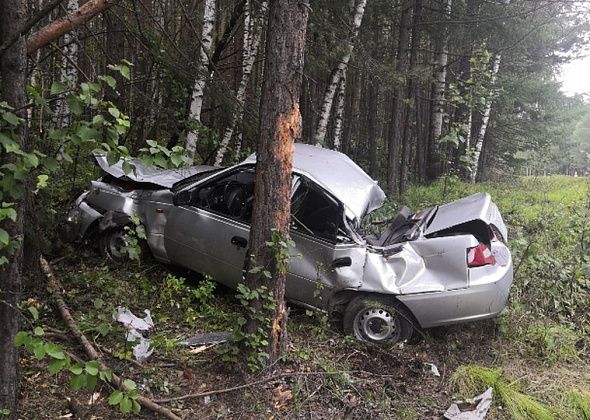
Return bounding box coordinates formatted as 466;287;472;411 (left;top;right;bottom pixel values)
180;332;231;347
444;387;493;420
425;362;441;377
116;307;154;362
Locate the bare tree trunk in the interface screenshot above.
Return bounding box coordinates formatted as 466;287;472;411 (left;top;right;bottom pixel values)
471;52;501;182
387;0;412;195
313;0;367;146
0;1;27;417
367;77;379;177
215;0;267;166
427;0;451;180
53;0;80;128
400;0;422;191
245;0;309;365
27;0;118;54
185;0;216;161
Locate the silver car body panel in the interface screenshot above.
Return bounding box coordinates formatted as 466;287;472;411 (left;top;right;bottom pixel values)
94;154;217;188
243;144;385;221
67;145;513;332
424;192;508;240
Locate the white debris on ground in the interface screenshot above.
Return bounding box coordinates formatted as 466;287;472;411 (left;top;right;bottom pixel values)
444;387;493;420
116;307;154;362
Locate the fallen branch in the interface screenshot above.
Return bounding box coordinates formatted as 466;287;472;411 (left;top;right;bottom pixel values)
153;371;349;403
40;256;180;420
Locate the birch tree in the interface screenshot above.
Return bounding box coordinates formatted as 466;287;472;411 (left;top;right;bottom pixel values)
185;0;216;162
471;52;501;182
54;0;79;128
214;0;267;166
428;0;452;180
313;0;367;147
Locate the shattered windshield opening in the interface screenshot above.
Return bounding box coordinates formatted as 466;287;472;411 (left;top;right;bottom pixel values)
290;179;347;243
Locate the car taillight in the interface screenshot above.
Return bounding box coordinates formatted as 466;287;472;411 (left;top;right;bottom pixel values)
467;243;496;267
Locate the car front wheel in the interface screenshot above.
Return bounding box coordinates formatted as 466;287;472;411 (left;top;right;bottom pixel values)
99;228;128;262
343;295;414;344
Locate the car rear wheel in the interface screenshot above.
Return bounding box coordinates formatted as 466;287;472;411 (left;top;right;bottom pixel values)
343;295;414;344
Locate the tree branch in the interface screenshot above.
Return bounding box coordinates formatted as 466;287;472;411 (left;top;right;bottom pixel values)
26;0;118;55
0;0;64;58
40;256;181;420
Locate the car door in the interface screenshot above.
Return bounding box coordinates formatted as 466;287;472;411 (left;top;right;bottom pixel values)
164;166;255;289
287;178;366;309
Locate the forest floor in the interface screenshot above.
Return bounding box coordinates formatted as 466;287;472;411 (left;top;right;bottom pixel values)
16;176;590;419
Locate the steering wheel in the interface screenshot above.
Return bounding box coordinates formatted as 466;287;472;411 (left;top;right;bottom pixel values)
223;181;245;217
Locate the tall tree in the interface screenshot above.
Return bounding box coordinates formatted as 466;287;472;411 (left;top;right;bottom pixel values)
245;0;309;365
313;0;367;147
387;0;412;195
215;0;267;166
428;0;452;180
185;0;217;161
0;0;27;417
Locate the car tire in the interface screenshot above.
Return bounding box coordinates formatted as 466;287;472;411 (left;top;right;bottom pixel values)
98;228;128;262
343;295;414;344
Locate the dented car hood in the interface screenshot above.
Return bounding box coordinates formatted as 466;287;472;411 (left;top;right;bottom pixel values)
94;154;216;188
424;192;508;240
243;144;385;220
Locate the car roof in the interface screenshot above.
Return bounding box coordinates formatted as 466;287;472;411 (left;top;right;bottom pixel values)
242;143;385;220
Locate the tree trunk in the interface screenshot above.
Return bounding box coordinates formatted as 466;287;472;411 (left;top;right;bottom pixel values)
53;0;80;128
427;0;451;180
387;0;412;195
400;0;422;191
471;53;501;182
185;0;216;162
313;0;367;146
215;0;267;166
0;1;27;417
27;0;118;54
367;77;379;177
245;0;309;365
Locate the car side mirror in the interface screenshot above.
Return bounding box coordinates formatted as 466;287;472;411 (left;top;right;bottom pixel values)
174;190;190;206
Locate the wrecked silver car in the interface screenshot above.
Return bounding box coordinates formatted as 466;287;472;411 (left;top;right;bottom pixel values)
66;144;513;344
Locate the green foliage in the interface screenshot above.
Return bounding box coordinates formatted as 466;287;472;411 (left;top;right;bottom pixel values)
451;365;554;420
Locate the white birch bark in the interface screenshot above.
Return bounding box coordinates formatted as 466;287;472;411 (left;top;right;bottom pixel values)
54;0;79;128
332;71;347;150
313;0;367;146
430;0;452;146
215;0;266;166
471;52;501;182
185;0;216;161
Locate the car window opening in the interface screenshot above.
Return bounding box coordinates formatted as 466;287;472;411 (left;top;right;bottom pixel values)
291;181;344;243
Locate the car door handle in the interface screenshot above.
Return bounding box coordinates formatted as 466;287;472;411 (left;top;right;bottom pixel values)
332;257;352;268
231;236;248;248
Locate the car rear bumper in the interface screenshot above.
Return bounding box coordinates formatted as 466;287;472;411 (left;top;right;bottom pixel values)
397;257;513;329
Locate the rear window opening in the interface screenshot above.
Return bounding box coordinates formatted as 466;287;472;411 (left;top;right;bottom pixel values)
426;219;492;245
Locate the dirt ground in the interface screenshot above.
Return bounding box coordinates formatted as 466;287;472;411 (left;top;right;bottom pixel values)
15;256;585;419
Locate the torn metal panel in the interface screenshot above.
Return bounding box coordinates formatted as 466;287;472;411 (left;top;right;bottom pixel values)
424;192;508;240
180;332;231;346
94;153;217;188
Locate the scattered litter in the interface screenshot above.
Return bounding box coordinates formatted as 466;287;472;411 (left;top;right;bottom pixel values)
444;387;493;420
180;332;231;346
204;395;212;405
116;307;154;362
425;362;441;377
